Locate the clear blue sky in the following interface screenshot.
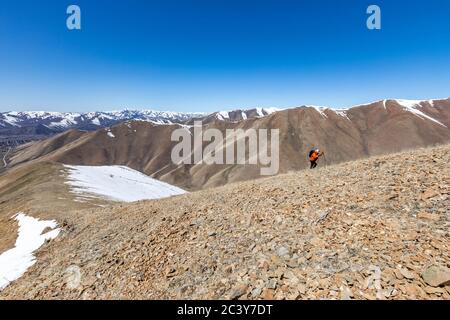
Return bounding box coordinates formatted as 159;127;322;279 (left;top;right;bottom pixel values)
0;0;449;112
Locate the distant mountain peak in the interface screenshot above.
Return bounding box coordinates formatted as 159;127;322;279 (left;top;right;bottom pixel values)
212;107;280;122
1;98;449;139
0;109;207;132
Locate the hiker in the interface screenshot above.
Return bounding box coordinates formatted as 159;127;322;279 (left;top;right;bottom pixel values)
308;148;324;169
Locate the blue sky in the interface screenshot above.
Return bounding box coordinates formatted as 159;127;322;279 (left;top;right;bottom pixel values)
0;0;449;112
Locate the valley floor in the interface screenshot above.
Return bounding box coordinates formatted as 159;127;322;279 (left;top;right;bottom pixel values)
0;144;449;299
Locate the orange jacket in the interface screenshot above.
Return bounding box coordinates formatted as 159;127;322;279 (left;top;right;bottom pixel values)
309;151;319;161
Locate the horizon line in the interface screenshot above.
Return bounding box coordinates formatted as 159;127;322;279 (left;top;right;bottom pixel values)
1;97;449;114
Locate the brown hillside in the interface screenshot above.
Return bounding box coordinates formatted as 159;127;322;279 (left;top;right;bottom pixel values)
4;99;450;190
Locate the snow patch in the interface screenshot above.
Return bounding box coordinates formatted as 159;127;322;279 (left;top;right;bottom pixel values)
176;124;194;135
395;100;447;128
217;111;230;120
0;213;60;291
256;108;264;117
395;99;424;109
107;131;115;138
216;107;279;121
2;114;20;127
48;118;76;128
262;107;280;114
64;165;186;202
330;109;350;121
307;106;329;118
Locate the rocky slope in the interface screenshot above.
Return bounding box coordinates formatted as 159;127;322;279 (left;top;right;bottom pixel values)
5;99;450;190
1;144;449;300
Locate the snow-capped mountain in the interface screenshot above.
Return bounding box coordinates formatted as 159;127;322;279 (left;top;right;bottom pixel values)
1;99;449;143
304;98;449;127
0;106;283;135
0;109;206;131
0;107;286;141
213;107;280;121
184;107;280;124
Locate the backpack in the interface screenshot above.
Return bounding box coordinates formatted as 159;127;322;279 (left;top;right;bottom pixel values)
309;149;320;157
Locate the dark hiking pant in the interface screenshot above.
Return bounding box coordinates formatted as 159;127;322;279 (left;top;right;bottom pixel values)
310;160;317;169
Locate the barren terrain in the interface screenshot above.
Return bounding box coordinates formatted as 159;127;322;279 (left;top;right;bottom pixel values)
1;144;449;299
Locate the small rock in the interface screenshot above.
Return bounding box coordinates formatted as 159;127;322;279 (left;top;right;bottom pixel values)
390;288;398;297
417;211;439;221
224;265;233;274
164;267;177;278
286;259;299;268
404;283;425;298
421;265;450;287
261;288;274;300
315;211;329;224
287;292;301;300
298;283;307;295
267;279;278;290
277;246;290;258
270;255;283;266
393;268;404;280
399;267;416;280
318;278;330;289
421;188;438;200
366;265;382;290
280;284;290;293
229;284;248;300
251;288;262;298
261;260;270;271
274;268;285;279
340;286;353;300
383;287;394;298
424;286;445;295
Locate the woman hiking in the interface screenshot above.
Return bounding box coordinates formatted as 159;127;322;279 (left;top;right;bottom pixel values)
308;148;324;169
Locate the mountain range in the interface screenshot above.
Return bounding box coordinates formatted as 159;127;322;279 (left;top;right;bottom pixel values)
3;98;449;190
0;108;282;138
1;97;449;300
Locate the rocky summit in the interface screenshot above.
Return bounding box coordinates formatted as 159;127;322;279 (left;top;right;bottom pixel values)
1;143;449;300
